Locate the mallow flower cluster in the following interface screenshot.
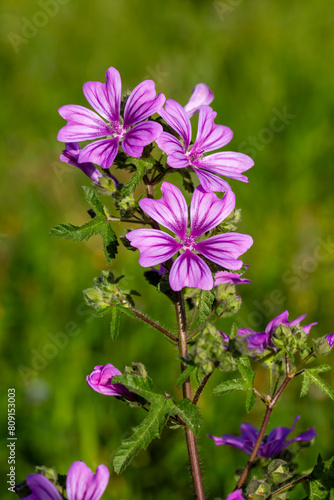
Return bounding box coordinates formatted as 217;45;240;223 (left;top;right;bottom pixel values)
21;461;109;500
208;415;316;459
126;182;253;291
237;310;317;353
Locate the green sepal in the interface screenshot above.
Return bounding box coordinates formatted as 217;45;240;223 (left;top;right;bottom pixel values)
176;364;196;386
110;305;121;340
198;289;216;325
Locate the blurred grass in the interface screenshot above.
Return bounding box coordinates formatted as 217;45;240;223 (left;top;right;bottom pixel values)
1;0;334;498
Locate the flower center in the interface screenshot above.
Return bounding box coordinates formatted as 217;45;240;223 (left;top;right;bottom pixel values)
185;148;203;163
108;120;126;140
182;235;195;249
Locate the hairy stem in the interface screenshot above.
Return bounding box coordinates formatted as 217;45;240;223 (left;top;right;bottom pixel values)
175;291;205;500
129;309;177;343
267;474;310;498
192;371;214;406
106;217;146;224
235;370;295;490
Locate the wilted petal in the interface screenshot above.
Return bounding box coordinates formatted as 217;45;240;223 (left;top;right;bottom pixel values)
122;121;163;157
325;333;334;347
192;106;233;154
169;250;213;291
246;333;268;352
159;99;192;149
225;490;246;500
78;138;119;170
60;143;103;184
66;461;109;500
83;67;121;123
190;188;235;237
194;152;254;182
86;363;136;400
193;167;232;192
26;474;62;500
184;83;214;118
126;229;181;266
195;233;253;270
139;182;188;238
57;105;110;142
124;80;165;127
265;311;290;335
287;314;307;327
214;271;251;286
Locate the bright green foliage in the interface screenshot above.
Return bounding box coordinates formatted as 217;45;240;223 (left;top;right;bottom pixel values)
305;455;334;500
49;186;118;264
198;289;216;325
301;366;334;400
112;375;201;474
213;356;256;412
83;271;140;338
121;157;156;197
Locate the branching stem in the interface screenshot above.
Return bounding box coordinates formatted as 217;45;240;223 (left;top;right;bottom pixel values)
129;308;177;343
192;371;214;406
175;291;205;500
267;474;310;498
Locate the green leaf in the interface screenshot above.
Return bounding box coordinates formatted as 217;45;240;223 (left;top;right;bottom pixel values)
238;357;256;412
50;188;118;264
113;396;173;474
172;399;202;434
213;378;248;395
176;364;196;387
308;455;334;500
198;289;215;325
301;367;334;400
112;375;202;473
121;158;155;197
110;305;121;340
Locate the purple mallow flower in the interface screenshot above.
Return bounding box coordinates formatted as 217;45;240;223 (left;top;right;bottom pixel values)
60;142;118;185
238;310;317;353
58;67;165;169
126;181;253;291
325;334;334;347
23;461;109;500
156;100;254;192
208;415;316;459
214;269;251;286
87;363;138;401
184;83;214;118
225;491;245;500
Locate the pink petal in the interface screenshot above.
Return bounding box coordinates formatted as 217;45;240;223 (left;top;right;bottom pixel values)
194;151;254;182
67;461;109;500
126;229;181;266
192;105;233;153
123;80;165;128
139;182;188;238
159;99;192;149
184;83;214;118
78;138;119;169
195;233;253;270
83;67;121;123
57;105;110;142
169;250;213;291
122;121;163;157
214;271;251;286
156;131;186;156
265;311;290;335
190;188;235;237
193;167;232;192
26;474;62;500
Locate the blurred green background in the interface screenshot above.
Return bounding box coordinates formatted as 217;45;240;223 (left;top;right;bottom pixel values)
1;0;334;498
